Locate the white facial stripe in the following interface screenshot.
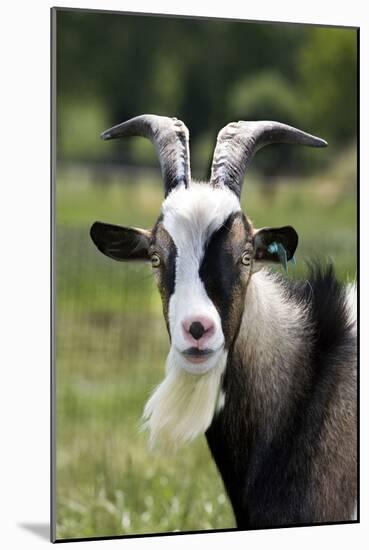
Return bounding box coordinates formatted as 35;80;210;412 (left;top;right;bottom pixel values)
162;182;241;356
162;181;241;253
143;183;239;450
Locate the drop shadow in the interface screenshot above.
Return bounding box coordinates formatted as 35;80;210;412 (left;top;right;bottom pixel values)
19;523;50;541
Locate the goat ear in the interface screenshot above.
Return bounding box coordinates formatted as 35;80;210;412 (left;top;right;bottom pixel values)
90;222;151;261
253;226;298;268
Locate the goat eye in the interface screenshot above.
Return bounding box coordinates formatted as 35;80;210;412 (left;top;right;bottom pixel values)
241;251;251;266
151;253;161;268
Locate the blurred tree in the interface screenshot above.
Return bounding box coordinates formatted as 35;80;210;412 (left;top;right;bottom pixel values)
229;71;300;122
57;97;109;161
226;71;304;175
56;10;357;175
297;27;357;145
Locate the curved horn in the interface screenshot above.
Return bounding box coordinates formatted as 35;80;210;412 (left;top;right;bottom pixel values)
101;114;191;197
210;120;327;197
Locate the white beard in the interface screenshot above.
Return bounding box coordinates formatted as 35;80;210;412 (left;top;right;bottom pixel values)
142;349;227;452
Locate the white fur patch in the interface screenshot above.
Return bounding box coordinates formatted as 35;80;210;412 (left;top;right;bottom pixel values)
238;270;308;355
234;270;310;417
142;348;227;451
143;183;240;449
216;390;226;413
162;182;241;361
162;181;241;244
345;282;357;330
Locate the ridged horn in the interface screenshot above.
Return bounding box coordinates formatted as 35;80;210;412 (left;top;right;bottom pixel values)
210;120;327;197
101;114;191;197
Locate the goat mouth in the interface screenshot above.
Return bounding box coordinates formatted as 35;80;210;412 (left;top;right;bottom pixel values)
181;347;216;364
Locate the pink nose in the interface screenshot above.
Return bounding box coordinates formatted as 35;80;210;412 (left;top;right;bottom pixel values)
182;316;215;348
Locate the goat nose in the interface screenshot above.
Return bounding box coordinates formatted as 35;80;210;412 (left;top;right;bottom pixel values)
182;316;216;345
189;321;205;340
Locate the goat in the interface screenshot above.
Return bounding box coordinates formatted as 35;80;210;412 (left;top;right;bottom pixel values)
90;115;357;529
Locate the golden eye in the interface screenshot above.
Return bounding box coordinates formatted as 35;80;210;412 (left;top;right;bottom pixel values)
151;253;161;268
241;251;251;266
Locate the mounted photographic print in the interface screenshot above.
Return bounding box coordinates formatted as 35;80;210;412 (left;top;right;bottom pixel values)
51;7;358;542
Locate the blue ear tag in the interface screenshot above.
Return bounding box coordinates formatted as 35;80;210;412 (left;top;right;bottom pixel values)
267;241;296;272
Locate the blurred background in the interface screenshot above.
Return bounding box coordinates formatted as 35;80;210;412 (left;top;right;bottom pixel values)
55;9;357;540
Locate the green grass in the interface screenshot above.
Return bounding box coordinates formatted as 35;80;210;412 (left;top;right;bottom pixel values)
55;162;356;539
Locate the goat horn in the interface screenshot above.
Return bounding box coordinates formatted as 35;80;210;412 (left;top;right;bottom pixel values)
101;114;191;197
210;121;327;197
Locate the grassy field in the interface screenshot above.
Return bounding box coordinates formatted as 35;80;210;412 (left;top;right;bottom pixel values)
55;160;356;540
